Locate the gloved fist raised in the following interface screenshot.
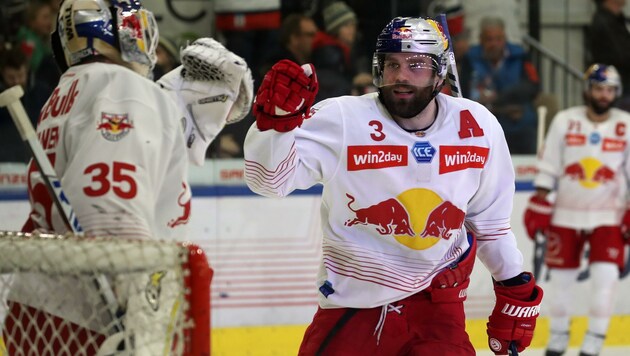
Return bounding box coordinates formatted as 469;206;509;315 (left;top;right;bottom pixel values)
487;272;543;355
254;59;319;132
523;194;552;240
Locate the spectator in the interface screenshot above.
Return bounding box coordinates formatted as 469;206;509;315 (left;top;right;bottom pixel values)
461;0;523;46
209;13;319;159
427;0;469;96
153;36;180;80
588;0;630;112
524;64;630;356
16;0;54;75
311;1;370;101
0;48;51;162
461;16;540;154
259;13;318;79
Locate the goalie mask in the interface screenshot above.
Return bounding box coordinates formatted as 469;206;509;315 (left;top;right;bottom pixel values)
372;17;448;89
52;0;158;78
584;63;623;98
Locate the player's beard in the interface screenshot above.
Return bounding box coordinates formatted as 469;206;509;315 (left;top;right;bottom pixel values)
587;95;615;115
378;83;436;119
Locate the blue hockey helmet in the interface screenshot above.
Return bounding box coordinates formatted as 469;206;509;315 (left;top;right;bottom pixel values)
584;63;622;98
372;17;449;87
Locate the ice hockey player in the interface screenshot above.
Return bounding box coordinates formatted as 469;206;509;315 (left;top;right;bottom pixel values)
245;16;543;355
525;63;630;356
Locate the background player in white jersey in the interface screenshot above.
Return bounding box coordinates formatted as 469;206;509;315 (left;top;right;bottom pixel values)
524;64;630;356
3;0;252;354
244;16;542;355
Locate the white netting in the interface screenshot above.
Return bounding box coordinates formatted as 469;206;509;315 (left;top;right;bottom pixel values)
0;231;211;356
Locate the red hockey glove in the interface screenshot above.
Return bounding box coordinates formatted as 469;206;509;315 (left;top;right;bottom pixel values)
487;272;543;355
428;233;476;303
621;209;630;242
523;195;552;240
253;59;319;132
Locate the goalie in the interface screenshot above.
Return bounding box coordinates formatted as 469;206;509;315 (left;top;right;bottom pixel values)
3;0;252;354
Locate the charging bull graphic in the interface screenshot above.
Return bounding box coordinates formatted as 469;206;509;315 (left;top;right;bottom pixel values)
564;159;615;188
564;162;585;180
344;193;415;236
168;182;191;228
420;201;466;240
592;165;615;183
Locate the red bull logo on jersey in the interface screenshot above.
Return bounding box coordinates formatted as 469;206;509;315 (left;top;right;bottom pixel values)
439;145;489;174
420;201;465;240
168;182;191;228
344;188;466;250
564;158;616;188
347;145;407;171
97;112;134;141
345;193;415;236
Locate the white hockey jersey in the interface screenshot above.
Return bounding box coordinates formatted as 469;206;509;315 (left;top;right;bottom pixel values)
244;92;524;308
534;106;630;229
24;62;191;240
10;63;191;333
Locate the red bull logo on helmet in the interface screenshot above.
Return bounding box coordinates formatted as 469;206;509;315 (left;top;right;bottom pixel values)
392;26;413;39
345;188;466;250
98;112;134;141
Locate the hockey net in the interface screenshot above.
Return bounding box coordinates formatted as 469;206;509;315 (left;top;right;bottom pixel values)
0;231;212;356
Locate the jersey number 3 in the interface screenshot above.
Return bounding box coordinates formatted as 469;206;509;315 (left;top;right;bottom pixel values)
83;161;138;199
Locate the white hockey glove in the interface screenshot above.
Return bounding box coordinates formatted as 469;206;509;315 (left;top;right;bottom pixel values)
158;38;254;166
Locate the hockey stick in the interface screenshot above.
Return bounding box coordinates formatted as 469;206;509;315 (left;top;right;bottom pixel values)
508;342;519;356
532;105;548;280
435;13;462;98
0;85;123;334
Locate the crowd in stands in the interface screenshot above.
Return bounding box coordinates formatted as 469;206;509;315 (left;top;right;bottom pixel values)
1;0;629;162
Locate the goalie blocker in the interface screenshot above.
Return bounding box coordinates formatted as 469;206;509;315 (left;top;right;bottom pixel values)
0;232;212;356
